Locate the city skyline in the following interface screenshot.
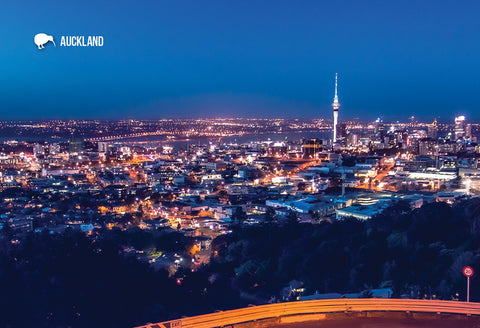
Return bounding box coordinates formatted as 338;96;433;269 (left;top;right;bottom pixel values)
2;0;480;120
4;2;480;327
0;115;474;125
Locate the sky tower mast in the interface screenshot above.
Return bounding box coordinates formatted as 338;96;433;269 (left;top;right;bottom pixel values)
332;73;340;143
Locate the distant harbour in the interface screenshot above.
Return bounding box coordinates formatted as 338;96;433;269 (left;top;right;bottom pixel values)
120;131;333;151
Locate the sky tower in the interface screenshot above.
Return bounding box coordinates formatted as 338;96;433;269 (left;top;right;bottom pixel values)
332;73;340;143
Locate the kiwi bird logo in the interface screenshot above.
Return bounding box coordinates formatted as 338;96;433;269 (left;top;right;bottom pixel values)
34;33;56;50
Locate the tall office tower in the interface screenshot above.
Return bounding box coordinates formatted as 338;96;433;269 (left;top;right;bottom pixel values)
428;118;438;139
466;124;472;139
455;115;466;140
332;73;340;142
374;117;385;135
302;138;323;158
347;133;359;146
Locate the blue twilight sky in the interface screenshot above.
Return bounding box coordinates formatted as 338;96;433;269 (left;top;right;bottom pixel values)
1;0;480;121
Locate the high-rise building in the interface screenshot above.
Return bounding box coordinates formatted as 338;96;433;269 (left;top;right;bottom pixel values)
418;138;436;156
69;137;84;154
466;124;472;139
374;118;385;135
302;138;323;158
338;123;347;140
455;116;466;140
33;144;45;156
347;133;358;147
428;119;438;139
98;141;109;153
332;73;340;143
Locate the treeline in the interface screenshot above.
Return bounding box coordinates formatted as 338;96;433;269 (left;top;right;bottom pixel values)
205;199;480;303
2;198;480;327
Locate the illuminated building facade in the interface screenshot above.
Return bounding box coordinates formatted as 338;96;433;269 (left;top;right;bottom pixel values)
302;138;323;158
455;115;466;140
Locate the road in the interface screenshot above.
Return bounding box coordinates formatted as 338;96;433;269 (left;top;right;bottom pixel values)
275;317;480;328
356;163;395;191
135;299;480;328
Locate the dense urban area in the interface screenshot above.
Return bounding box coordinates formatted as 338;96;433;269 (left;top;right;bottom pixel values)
1;117;480;327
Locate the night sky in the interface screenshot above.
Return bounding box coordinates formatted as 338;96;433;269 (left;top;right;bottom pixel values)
1;0;480;121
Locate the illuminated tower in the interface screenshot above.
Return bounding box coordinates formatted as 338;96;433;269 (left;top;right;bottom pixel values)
332;73;340;143
455;115;466;140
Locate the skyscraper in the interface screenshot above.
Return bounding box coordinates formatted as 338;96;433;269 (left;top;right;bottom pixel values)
332;73;340;143
302;138;323;158
428;118;438;139
466;124;472;139
455;115;466;140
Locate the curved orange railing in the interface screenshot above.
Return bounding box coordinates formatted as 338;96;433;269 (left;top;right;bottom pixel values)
135;298;480;328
